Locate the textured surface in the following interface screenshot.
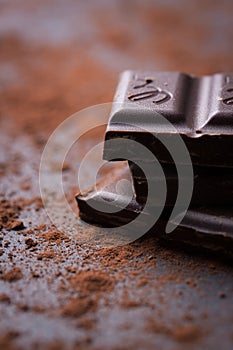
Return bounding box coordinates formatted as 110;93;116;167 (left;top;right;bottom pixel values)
1;1;233;349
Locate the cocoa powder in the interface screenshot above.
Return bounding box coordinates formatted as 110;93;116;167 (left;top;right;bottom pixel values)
1;268;23;282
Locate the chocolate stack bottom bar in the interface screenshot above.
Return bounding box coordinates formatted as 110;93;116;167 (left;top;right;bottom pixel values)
129;161;233;206
76;164;233;259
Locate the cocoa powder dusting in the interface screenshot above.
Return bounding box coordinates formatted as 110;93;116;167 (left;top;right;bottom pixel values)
145;318;204;343
69;270;115;294
37;251;56;260
0;293;11;304
0;332;20;350
1;268;23;282
60;297;97;318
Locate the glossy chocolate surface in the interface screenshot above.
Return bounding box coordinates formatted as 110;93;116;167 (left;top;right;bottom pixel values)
104;71;233;167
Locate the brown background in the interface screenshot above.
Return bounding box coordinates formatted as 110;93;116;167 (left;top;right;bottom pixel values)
0;1;233;349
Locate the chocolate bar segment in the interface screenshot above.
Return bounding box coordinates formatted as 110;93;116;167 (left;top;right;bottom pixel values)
104;71;233;167
129;161;233;206
126;71;192;123
76;164;146;230
76;164;233;259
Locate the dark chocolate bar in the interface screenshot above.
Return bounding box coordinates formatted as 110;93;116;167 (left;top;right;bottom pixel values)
76;70;233;259
76;164;233;259
129;161;233;206
104;71;233;167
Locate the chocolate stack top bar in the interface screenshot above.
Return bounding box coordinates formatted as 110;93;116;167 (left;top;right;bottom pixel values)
104;71;233;167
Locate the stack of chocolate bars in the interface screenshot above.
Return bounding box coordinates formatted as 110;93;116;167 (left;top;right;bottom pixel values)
77;71;233;258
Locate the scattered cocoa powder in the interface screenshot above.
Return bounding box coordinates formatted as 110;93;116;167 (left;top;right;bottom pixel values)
22;197;43;209
17;303;29;312
77;317;97;330
185;278;197;288
9;220;25;231
0;293;11;304
1;267;23;282
37;251;56;260
0;199;22;231
31;305;47;313
171;324;204;342
20;184;31;191
25;237;37;249
120;300;142;309
38;230;68;244
0;331;20;350
137;278;148;287
4;241;10;247
60;297;97;318
145;318;204;343
69;270;115;294
46;340;65;350
219;292;226;299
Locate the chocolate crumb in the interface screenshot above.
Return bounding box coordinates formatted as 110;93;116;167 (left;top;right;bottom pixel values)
17;303;29;312
219;292;226;299
4;241;10;248
10;220;25;231
25;237;37;249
